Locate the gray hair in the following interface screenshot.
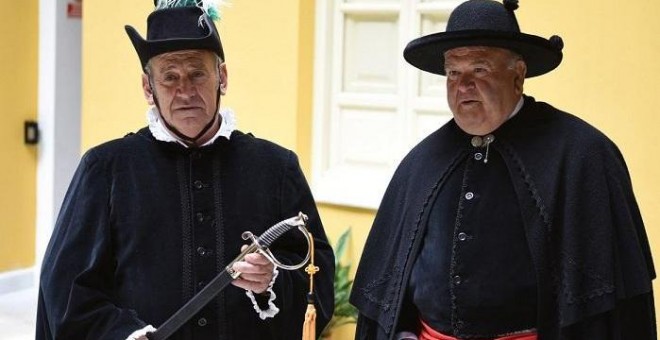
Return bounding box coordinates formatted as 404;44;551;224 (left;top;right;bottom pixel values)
507;50;524;69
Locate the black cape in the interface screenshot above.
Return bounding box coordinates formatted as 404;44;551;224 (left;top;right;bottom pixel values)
350;96;655;339
37;128;334;339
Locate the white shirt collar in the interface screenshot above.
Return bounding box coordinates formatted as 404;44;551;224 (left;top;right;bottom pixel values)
508;96;525;120
146;106;237;147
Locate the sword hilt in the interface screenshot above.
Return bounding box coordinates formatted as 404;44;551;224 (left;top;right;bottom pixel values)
233;212;312;272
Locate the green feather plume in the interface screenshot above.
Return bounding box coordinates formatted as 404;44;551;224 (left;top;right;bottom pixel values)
155;0;227;21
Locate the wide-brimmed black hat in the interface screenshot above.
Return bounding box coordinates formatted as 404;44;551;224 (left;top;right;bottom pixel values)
125;6;225;70
403;0;563;77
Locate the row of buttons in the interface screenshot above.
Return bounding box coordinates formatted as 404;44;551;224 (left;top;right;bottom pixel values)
189;158;213;331
454;175;480;288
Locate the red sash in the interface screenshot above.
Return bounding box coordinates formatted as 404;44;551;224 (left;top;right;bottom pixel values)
419;319;537;340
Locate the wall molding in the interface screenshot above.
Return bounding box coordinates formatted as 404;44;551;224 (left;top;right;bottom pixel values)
0;268;35;295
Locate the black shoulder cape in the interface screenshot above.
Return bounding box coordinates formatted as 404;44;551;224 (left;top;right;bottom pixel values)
350;96;655;339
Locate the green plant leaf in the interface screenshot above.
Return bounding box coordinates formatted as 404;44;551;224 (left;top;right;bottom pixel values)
334;228;351;266
321;227;359;338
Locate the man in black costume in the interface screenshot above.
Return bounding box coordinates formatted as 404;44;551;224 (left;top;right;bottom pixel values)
36;2;334;339
350;0;655;339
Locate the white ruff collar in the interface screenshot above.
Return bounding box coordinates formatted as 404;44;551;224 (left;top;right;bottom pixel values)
146;106;237;147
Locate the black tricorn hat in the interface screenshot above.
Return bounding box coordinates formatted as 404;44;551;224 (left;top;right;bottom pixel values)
403;0;564;78
125;6;225;70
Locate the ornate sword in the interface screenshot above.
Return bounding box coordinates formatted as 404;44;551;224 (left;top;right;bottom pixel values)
147;212;312;340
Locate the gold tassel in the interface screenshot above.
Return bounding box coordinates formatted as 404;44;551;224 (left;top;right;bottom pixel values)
302;232;319;340
302;303;317;340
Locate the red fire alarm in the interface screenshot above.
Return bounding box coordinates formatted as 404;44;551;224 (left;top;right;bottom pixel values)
67;1;82;18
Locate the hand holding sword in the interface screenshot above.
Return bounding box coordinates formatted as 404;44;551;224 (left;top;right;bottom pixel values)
146;212;313;340
230;245;275;294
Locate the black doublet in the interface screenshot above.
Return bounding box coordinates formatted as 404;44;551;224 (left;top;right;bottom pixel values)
37;128;335;339
351;96;655;340
409;136;537;338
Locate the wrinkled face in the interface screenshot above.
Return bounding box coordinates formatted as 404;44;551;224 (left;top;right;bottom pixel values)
444;46;526;135
142;50;228;139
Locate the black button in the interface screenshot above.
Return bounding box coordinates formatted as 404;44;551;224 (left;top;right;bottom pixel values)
197;317;207;327
453;275;462;285
196;212;204;223
197;247;207;256
191;151;202;160
198;281;207;289
457;232;468;241
193;180;204;190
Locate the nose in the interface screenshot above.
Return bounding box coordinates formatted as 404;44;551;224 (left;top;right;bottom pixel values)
176;78;197;99
457;73;475;92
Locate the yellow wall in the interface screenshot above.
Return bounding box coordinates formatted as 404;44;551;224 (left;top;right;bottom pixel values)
0;0;38;271
81;1;151;150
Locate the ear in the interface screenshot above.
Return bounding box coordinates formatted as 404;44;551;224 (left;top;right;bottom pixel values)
142;73;155;105
514;60;527;95
218;63;228;95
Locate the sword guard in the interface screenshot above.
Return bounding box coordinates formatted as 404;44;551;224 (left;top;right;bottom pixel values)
238;213;313;272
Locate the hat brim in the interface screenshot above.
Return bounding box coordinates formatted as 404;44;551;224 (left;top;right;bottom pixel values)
403;30;562;78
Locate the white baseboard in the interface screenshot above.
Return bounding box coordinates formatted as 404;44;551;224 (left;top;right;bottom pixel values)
0;268;35;295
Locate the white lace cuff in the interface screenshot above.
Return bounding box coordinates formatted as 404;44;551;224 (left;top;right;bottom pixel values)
126;325;156;340
244;268;280;320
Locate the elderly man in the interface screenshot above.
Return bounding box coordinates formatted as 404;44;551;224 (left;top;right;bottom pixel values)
36;3;333;340
350;0;655;339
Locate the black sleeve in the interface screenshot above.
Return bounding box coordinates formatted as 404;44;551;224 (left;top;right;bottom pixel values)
36;151;146;340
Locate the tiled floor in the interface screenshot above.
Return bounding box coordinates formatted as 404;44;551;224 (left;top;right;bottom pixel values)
0;287;37;340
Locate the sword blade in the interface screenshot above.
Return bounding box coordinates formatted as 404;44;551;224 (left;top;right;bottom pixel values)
146;267;235;340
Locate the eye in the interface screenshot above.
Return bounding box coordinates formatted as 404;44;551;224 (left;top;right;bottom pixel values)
446;70;460;79
161;73;178;83
190;70;209;84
